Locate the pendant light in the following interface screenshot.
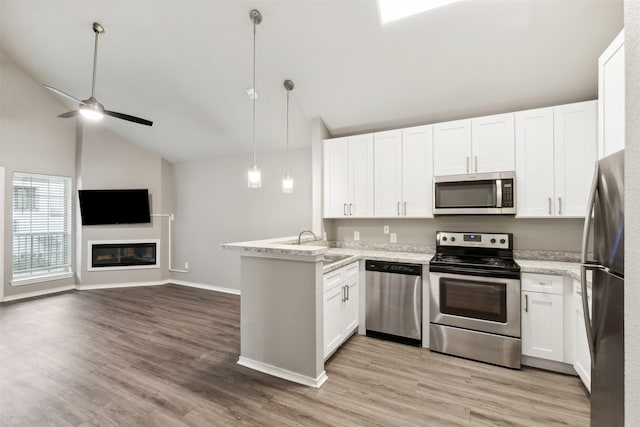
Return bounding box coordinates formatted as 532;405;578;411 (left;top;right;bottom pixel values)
282;79;295;193
247;9;262;188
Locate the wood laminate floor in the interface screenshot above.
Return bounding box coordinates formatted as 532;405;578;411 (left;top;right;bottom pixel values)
0;285;590;426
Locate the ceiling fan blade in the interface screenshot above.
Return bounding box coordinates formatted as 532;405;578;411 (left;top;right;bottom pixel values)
104;110;153;126
43;84;82;104
58;110;79;118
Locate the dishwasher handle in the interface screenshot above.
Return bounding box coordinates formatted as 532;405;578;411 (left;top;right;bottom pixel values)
365;260;422;276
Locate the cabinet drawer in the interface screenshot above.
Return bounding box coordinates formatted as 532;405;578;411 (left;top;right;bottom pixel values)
323;270;343;293
343;261;359;279
521;273;563;294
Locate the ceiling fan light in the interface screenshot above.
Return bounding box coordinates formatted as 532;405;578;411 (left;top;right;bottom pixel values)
282;173;294;194
248;164;262;188
79;107;104;120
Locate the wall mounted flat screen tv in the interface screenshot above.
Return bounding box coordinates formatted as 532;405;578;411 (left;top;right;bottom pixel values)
79;189;151;225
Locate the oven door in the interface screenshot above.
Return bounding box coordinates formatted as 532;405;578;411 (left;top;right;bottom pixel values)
430;271;520;338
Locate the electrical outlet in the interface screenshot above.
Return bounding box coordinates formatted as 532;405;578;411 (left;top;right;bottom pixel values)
384;225;389;234
354;231;360;241
185;261;189;270
390;233;397;243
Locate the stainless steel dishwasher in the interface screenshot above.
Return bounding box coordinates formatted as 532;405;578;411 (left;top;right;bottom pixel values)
365;260;422;346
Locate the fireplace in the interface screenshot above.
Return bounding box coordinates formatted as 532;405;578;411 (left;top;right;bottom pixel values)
89;240;159;271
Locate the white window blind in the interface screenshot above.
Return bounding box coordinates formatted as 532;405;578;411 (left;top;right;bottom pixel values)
12;172;72;280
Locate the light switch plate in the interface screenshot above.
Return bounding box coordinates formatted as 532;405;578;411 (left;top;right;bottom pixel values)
384;225;389;234
354;231;360;241
390;233;397;243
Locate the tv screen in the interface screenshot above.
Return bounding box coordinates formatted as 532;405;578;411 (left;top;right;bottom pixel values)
79;189;151;225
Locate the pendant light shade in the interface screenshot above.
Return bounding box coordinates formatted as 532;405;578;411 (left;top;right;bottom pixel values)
248;9;262;188
282;79;294;193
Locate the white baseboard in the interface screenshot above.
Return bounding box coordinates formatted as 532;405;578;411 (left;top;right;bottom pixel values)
1;285;76;302
170;280;241;296
75;280;169;290
521;355;577;375
237;356;328;388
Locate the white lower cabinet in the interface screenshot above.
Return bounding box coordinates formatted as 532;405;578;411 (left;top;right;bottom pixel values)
323;262;359;359
521;273;564;362
573;279;592;391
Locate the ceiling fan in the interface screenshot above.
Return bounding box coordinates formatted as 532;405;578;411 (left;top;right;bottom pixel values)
44;22;153;126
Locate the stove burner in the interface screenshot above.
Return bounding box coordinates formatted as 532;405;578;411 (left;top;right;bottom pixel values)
482;257;508;267
439;255;462;263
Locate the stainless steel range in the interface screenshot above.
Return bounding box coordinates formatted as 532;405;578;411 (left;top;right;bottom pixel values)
429;231;521;369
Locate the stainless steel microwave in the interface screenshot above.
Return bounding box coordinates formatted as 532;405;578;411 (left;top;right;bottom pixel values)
433;171;516;215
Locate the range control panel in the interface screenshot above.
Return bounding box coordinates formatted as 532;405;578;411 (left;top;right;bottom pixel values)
436;232;512;249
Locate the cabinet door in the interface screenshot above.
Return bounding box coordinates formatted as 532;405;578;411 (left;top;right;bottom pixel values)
348;134;374;217
515;108;555;217
574;303;592;392
402;125;433;218
374;130;402;217
471;113;515;173
342;272;359;335
323;275;345;358
553;101;597;217
522;291;564;362
323;138;349;218
598;30;625;158
433;119;472;176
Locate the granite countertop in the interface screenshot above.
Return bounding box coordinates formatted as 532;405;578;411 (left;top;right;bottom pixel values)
222;235;586;284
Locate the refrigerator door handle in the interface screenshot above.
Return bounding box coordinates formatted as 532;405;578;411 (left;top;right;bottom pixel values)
580;163;600;361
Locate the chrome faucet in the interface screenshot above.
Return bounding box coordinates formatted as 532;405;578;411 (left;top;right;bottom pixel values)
297;230;318;245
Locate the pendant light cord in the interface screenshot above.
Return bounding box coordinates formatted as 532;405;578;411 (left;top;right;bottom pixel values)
252;20;257;167
286;89;290;172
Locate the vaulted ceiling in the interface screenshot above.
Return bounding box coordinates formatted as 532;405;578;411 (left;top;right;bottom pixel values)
0;0;623;163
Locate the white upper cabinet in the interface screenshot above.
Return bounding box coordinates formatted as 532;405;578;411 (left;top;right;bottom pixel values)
433;114;514;176
374;130;403;217
374;126;433;218
402;126;433;217
515;101;596;218
323;135;374;218
471;113;515;174
553;101;597;217
598;29;625;158
515;107;555;217
433;119;472;176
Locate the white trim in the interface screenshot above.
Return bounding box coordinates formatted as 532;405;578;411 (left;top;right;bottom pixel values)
170;280;241;296
237;356;328;388
0;167;4;301
1;285;75;303
75;280;168;291
88;239;160;271
11;271;74;286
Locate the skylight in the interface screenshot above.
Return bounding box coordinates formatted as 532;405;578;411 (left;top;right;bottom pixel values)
377;0;462;24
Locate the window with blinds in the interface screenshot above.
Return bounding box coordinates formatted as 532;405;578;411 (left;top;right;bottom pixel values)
12;172;72;280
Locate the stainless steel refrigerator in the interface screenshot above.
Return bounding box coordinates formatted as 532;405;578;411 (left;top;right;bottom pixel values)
581;149;624;426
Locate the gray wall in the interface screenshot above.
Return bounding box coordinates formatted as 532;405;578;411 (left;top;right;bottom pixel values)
326;217;585;252
171;148;312;291
75;125;172;287
0;52;76;298
625;2;639;424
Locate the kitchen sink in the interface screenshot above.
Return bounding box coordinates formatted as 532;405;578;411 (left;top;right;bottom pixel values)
322;254;353;266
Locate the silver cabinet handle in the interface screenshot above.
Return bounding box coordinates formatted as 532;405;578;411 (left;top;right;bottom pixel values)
558;197;562;215
397;201;400;216
403;201;407;216
343;203;347;216
474;156;478;172
525;294;529;312
548;197;552;215
466;156;470;173
349;203;353;216
342;285;346;302
346;284;349;301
